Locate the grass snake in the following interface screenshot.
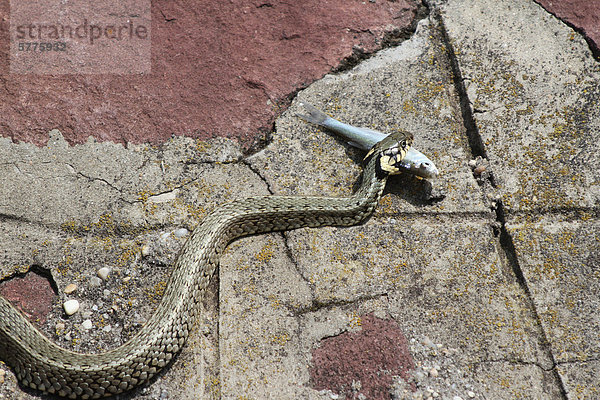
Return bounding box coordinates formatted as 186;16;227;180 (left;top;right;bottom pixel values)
0;130;413;398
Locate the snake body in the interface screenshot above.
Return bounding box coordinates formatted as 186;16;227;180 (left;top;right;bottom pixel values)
0;131;412;399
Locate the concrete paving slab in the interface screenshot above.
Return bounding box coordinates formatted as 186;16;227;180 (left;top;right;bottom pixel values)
440;0;600;213
509;215;600;398
440;0;600;398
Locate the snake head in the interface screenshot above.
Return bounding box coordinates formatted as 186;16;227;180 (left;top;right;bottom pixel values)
364;130;414;175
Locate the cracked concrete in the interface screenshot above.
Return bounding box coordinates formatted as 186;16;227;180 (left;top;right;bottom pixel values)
1;0;599;399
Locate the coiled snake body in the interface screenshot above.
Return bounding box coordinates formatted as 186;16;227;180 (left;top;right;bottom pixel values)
0;131;412;399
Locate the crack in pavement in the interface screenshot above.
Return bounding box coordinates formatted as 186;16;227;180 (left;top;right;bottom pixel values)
435;9;569;399
472;358;558;372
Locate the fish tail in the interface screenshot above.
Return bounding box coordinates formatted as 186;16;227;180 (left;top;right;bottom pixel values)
296;102;330;126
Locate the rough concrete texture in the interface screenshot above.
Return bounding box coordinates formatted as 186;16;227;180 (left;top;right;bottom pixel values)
535;0;600;58
0;0;421;149
0;1;599;400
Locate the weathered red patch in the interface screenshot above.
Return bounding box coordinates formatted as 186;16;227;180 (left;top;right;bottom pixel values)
0;0;418;149
0;271;56;324
310;313;415;399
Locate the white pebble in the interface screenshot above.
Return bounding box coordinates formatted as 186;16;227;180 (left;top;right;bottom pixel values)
89;276;102;287
82;319;93;330
55;322;65;331
63;299;80;315
103;289;111;297
453;397;463;400
97;267;110;280
123;276;131;283
173;228;189;238
467;391;476;398
141;244;150;256
422;336;436;349
103;325;112;333
64;283;77;294
468;159;477;168
429;367;439;377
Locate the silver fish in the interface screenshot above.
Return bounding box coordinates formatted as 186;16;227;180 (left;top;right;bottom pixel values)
297;102;439;179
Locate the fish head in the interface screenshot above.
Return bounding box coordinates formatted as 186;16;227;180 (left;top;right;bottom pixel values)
414;159;439;179
401;148;440;179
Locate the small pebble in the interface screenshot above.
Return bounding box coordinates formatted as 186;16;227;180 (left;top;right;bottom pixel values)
0;369;4;384
453;397;463;400
97;267;110;280
64;283;77;294
429;367;439;377
103;289;111;297
82;319;93;330
173;228;189;238
103;325;112;333
468;159;477;168
81;311;92;319
123;276;131;283
55;322;65;331
92;304;99;311
89;276;102;287
467;391;476;398
422;336;437;350
141;244;151;256
474;165;486;175
63;299;80;316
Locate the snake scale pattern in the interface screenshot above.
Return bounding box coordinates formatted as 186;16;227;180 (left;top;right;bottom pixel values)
0;131;412;399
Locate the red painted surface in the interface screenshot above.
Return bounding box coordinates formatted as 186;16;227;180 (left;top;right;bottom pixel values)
0;271;56;324
0;0;419;149
310;313;415;399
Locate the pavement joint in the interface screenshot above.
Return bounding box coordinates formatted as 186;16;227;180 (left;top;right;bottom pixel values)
472;358;558;372
434;9;488;163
